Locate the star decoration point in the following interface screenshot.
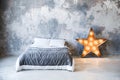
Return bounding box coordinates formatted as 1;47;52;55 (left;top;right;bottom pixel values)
76;28;106;57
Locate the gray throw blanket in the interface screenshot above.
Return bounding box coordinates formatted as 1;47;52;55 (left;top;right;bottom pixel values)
19;47;72;66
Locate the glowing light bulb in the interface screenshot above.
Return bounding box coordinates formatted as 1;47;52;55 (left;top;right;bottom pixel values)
89;42;93;46
95;50;99;55
90;31;94;36
94;40;98;45
92;46;96;51
85;46;90;51
89;37;93;41
83;51;87;56
79;39;83;43
84;40;88;45
99;39;104;43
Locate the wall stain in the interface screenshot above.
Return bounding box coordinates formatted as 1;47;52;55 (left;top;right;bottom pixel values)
115;0;120;8
107;27;120;53
91;25;105;35
44;0;55;8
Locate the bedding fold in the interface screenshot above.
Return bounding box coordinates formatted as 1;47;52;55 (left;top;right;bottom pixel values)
19;47;72;66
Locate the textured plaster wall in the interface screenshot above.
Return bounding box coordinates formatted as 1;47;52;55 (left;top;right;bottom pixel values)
0;0;120;56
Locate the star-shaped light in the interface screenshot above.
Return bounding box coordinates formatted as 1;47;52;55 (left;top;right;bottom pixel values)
76;28;106;57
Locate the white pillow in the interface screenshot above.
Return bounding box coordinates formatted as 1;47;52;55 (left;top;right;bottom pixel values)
31;38;50;47
49;39;65;47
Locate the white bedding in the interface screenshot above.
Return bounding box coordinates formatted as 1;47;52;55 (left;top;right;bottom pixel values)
16;38;74;72
31;38;66;48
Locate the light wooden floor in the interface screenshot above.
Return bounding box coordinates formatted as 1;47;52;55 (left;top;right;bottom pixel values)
0;56;120;80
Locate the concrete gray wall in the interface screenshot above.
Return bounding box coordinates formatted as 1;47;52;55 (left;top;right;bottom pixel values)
0;0;120;56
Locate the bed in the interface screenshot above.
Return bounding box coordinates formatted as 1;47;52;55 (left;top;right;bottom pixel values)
16;38;74;72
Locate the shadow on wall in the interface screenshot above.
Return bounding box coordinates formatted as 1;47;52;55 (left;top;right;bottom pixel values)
107;28;120;54
92;26;109;57
0;0;9;57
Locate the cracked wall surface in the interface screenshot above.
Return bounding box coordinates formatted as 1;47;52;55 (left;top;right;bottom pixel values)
0;0;120;56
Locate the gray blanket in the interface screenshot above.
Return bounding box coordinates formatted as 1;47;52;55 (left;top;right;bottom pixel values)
19;47;72;66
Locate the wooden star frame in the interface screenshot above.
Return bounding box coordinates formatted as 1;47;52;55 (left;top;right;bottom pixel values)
76;28;106;57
